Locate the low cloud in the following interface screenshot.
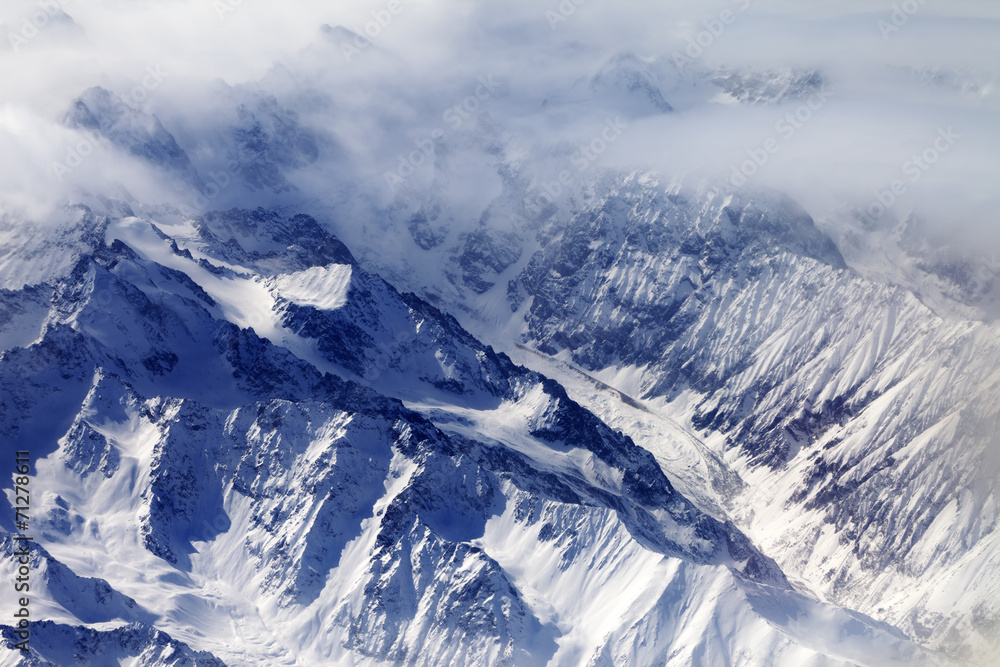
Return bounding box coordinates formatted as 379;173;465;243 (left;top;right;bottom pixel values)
0;0;997;255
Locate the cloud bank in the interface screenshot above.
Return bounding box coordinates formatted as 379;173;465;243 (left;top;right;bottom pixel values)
1;0;998;256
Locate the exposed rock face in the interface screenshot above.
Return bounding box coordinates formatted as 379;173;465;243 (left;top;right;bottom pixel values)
66;87;204;189
0;205;938;666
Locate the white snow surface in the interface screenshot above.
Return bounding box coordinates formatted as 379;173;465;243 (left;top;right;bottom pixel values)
323;171;999;663
0;205;960;667
273;264;353;312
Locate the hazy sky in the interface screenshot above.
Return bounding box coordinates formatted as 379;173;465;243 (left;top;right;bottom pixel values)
1;0;998;252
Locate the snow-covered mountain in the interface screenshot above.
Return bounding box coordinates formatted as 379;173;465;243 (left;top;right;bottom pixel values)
0;200;951;666
2;3;999;665
66;88;205;191
501;177;1000;660
339;167;1000;662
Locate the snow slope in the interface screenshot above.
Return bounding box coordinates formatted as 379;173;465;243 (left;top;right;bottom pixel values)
1;23;996;663
0;205;948;666
368;171;1000;662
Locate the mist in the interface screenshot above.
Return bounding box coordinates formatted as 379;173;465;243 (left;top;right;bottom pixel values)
1;0;998;256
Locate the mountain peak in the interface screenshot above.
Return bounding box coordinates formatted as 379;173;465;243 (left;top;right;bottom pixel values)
589;51;674;114
66;87;203;189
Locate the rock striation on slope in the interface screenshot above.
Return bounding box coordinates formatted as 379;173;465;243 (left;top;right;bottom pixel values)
490;174;1000;660
0;204;941;666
